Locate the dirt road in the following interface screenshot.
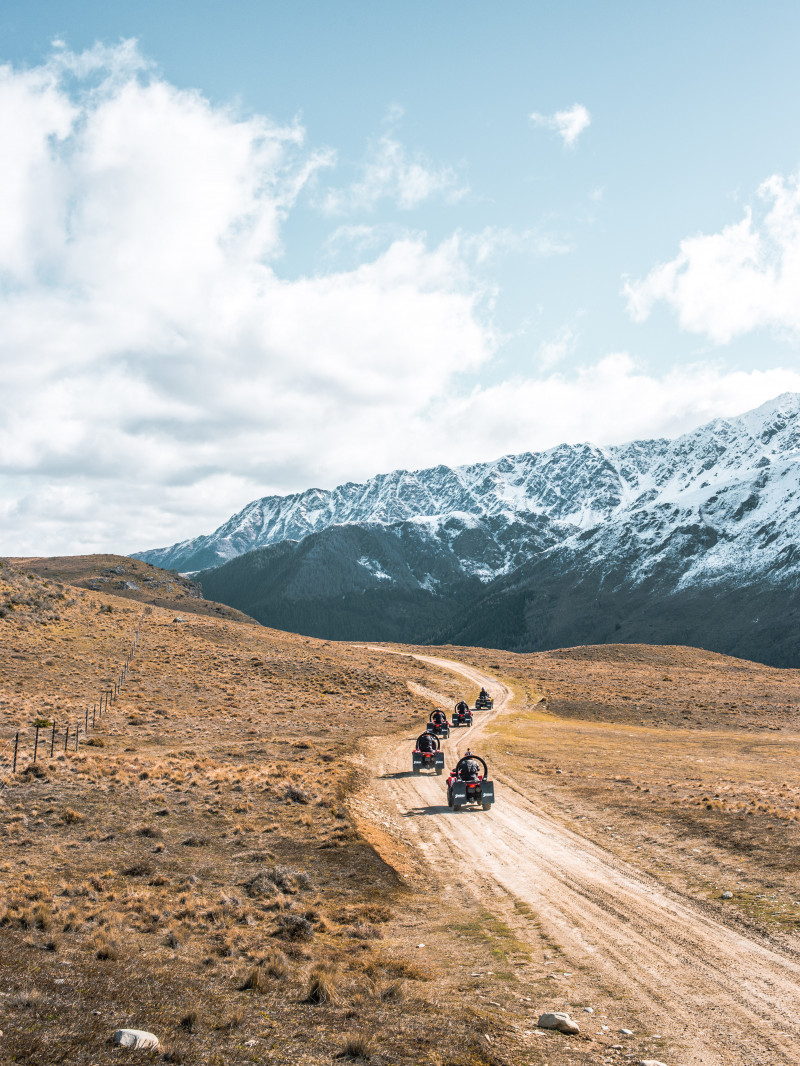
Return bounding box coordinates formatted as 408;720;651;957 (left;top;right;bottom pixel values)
355;652;800;1066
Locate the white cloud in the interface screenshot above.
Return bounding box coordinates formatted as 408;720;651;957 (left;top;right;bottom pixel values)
427;356;800;462
530;103;591;148
1;45;797;559
321;130;467;214
625;169;800;343
536;325;577;370
0;43;493;554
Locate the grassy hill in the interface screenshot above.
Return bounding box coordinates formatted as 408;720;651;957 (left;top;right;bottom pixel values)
8;554;253;623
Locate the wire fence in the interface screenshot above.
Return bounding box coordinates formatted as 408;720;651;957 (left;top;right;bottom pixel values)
0;607;148;789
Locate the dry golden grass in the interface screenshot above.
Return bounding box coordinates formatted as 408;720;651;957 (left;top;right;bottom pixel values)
411;640;800;939
0;559;553;1066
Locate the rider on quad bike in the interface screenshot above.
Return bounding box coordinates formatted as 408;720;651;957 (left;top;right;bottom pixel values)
428;708;450;737
459;749;481;781
446;749;495;810
417;731;437;753
412;730;445;774
475;686;493;710
452;699;473;727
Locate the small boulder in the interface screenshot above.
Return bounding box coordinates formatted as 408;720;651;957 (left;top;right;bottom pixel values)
112;1029;160;1050
621;1028;634;1035
721;891;733;900
638;1061;669;1066
537;1011;580;1034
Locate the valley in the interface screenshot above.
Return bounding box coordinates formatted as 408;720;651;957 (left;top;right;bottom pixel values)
2;557;800;1064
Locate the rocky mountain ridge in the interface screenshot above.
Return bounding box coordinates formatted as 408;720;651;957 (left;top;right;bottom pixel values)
137;394;800;663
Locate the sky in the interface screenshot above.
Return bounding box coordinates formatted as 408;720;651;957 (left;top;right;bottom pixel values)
3;0;800;554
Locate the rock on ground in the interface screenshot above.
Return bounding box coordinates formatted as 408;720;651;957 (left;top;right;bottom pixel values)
537;1011;580;1034
112;1029;160;1050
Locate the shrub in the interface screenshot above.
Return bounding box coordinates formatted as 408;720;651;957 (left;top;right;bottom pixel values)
275;914;313;941
136;825;163;839
264;950;289;979
305;964;338;1005
335;1034;373;1060
122;862;153;878
238;965;268;993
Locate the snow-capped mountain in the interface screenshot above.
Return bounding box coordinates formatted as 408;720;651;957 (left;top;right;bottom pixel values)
136;394;800;662
137;393;800;594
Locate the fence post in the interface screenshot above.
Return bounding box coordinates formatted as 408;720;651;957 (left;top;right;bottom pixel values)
64;724;69;753
84;707;88;734
12;732;18;773
75;725;79;752
50;721;56;758
92;704;96;728
33;724;40;765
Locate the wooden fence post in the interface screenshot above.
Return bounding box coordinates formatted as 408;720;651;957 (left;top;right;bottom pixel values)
12;732;18;773
64;724;69;753
50;721;56;757
33;724;40;765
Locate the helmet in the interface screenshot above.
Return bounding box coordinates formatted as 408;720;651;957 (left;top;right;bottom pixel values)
465;748;472;757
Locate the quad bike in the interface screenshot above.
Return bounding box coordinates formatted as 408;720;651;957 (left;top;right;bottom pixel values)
475;693;494;711
427;709;450;739
446;754;494;811
451;702;473;728
412;732;445;775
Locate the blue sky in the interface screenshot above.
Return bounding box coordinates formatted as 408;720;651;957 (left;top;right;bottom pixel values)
2;1;800;553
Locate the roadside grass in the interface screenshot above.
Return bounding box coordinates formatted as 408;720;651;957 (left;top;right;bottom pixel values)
459;643;800;940
0;561;536;1065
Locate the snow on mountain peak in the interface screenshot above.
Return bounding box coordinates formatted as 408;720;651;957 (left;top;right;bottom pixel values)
135;393;800;586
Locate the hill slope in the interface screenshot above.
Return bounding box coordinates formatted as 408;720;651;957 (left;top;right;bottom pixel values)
143;393;800;663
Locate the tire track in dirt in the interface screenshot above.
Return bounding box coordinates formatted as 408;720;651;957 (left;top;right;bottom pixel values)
354;651;800;1066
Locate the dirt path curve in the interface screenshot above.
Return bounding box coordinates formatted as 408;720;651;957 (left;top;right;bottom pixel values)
353;651;800;1066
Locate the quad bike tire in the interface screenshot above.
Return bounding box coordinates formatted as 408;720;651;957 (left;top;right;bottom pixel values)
436;766;443;775
482;802;491;810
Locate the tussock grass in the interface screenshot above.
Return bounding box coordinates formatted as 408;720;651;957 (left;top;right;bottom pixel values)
0;560;518;1066
305;963;339;1004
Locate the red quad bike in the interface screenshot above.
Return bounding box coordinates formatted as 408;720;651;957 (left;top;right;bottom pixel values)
475;692;494;711
427;709;450;740
412;732;445;775
451;702;473;728
446;754;495;811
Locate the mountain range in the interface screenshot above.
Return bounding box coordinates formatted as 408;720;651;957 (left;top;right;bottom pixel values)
135;393;800;666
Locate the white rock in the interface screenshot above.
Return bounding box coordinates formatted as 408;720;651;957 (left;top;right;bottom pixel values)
583;1006;594;1013
112;1030;160;1050
721;891;733;899
621;1028;634;1035
537;1011;580;1035
639;1060;669;1066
